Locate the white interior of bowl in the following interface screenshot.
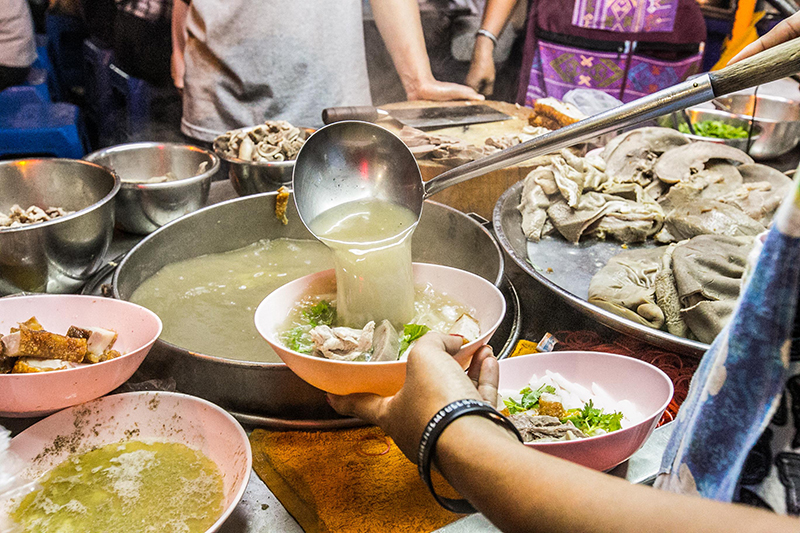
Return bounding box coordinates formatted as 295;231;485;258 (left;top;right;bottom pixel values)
3;392;251;533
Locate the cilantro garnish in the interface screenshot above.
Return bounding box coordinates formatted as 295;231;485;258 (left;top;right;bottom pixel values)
398;324;430;355
562;399;624;436
503;383;556;415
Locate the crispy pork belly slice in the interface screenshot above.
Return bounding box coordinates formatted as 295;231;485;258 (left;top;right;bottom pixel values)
67;326;118;363
2;331;20;356
447;314;480;343
12;357;76;373
4;329;87;362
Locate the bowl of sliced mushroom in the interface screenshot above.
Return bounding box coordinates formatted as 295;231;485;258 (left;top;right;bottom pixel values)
213;120;313;196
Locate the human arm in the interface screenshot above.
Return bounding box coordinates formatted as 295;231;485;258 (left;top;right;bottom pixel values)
729;11;800;64
329;333;799;533
171;0;189;92
369;0;483;101
466;0;519;96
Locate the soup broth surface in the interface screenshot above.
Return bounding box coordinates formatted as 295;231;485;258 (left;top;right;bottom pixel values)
11;441;224;533
130;238;333;362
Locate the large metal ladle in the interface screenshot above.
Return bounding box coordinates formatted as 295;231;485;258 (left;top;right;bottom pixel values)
293;37;800;232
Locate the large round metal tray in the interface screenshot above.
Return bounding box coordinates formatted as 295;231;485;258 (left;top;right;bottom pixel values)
493;181;707;357
113;192;522;427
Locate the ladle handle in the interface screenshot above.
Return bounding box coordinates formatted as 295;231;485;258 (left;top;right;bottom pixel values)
423;37;800;199
709;35;800;95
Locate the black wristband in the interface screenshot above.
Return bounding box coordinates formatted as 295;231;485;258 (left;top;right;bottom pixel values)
417;399;523;514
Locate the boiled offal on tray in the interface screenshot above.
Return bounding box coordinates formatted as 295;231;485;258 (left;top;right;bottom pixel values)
516;126;794;344
0;317;121;373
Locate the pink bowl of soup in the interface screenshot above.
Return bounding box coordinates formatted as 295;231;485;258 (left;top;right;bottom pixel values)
2;391;251;533
254;263;506;396
0;295;162;417
497;351;673;472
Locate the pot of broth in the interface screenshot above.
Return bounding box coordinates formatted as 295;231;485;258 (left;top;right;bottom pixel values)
113;191;516;425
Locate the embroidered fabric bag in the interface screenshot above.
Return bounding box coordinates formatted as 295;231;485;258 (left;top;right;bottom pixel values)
517;0;706;105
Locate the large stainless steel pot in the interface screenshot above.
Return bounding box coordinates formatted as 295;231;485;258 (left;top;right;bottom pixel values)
113;192;514;424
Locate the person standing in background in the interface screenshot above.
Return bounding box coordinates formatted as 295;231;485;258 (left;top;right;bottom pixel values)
0;0;36;92
171;0;484;143
467;0;706;104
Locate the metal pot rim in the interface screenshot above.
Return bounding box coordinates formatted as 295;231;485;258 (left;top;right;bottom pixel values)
0;158;121;234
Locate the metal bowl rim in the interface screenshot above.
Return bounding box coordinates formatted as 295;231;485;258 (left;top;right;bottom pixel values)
681;107;763;141
84;142;221;190
212;127;314;167
713;94;800;125
113;193;506;368
0;158;121;234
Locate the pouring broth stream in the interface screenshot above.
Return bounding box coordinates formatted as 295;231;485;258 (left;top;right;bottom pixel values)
309;199;417;329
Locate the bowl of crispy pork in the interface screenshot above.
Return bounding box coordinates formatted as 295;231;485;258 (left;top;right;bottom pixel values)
0;295;162;417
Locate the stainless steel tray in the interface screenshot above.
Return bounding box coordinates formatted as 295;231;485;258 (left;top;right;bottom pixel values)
493;181;708;357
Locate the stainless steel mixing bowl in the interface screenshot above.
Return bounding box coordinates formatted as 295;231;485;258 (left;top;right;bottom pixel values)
713;94;800;159
214;127;313;196
657;108;762;152
0;158;120;295
85;142;219;234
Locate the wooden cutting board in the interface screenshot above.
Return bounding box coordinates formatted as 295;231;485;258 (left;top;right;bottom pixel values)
382;100;538;219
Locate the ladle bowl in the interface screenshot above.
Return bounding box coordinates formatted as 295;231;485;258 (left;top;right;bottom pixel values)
292;121;423;235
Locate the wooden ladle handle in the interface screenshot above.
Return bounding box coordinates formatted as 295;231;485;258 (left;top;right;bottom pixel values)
709;36;800;95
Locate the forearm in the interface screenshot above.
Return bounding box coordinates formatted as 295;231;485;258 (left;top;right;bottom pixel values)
435;417;798;533
478;0;518;39
369;0;433;99
171;0;189;88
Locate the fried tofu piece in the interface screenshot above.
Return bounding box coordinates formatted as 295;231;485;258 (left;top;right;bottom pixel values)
532;97;585;128
67;326;118;363
2;329;87;362
538;392;567;419
447;313;481;343
12;357;74;373
275;186;290;225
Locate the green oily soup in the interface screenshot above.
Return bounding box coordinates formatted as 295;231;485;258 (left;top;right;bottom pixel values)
678;120;749;139
11;441;225;533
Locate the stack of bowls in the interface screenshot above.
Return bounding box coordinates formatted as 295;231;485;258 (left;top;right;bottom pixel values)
85;142;219;234
713;94;800;159
0;159;119;295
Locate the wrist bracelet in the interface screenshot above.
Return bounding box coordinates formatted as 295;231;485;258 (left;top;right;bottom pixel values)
475;28;499;47
417;399;523;514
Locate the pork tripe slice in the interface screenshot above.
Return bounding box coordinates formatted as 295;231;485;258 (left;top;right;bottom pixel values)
310;321;375;361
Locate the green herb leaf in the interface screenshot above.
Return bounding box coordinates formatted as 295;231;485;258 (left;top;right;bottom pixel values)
678;120;749;139
504;384;556;415
280;325;315;354
303;300;336;327
398;324;430;355
562;399;624;436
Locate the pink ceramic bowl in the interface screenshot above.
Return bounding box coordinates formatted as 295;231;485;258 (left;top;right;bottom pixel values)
3;391;251;533
254;263;506;396
0;295;162;417
498;351;673;472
